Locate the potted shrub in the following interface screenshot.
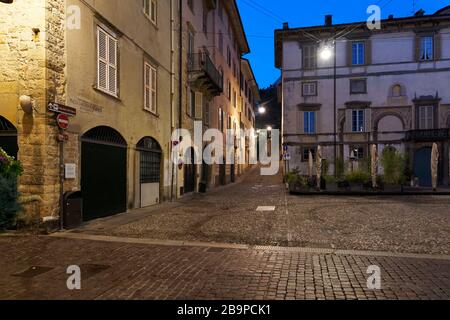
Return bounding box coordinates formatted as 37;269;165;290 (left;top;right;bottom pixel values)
285;170;308;193
325;175;339;192
345;171;370;192
381;149;406;192
0;148;23;231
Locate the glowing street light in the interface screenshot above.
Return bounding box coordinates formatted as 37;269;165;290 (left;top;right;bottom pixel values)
258;106;266;114
267;126;272;131
320;46;333;61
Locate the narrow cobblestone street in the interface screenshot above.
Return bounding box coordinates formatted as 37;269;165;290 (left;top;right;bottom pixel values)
1;167;450;300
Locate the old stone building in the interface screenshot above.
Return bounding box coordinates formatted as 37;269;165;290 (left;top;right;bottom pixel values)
0;0;180;224
275;7;450;187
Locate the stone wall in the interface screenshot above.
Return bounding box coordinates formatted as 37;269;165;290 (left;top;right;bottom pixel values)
0;0;67;223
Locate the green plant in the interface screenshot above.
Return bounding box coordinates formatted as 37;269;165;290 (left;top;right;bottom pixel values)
285;171;299;184
381;148;406;185
322;160;330;177
0;148;23;230
324;175;337;184
335;157;345;178
345;170;370;184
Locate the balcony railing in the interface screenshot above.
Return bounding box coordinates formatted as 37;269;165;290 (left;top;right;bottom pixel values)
188;53;223;96
404;129;450;142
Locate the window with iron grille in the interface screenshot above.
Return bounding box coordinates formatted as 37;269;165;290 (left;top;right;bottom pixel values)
138;137;161;184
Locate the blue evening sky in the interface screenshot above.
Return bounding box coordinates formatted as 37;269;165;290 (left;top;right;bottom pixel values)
237;0;450;88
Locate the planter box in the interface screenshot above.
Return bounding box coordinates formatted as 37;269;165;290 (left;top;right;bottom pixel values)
383;184;403;193
289;183;315;193
349;183;364;192
326;182;339;192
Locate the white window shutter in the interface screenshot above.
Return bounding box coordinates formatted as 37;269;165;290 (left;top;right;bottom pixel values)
97;28;108;91
97;26;117;95
195;92;203;120
151;67;157;113
364;108;371;132
108;36;117;94
345;109;352;133
151;0;157;23
144;63;150;111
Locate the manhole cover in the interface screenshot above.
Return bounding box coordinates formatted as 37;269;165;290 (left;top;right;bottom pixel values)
13;266;53;278
80;264;110;280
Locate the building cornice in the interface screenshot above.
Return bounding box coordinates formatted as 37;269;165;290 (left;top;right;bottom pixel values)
223;0;250;55
275;10;450;68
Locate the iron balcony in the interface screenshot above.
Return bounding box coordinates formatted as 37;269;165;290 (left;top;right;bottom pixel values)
188;53;223;96
404;129;450;142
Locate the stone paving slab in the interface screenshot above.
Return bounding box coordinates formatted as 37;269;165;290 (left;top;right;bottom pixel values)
74;166;450;255
0;235;449;300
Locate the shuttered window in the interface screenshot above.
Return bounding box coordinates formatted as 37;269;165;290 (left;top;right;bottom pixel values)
195;92;203;119
218;107;224;132
144;62;157;114
144;0;157;24
418;106;434;130
302;45;317;69
97;26;118;96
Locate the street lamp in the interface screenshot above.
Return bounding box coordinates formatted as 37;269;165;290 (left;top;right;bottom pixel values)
258;106;266;114
319;41;338;177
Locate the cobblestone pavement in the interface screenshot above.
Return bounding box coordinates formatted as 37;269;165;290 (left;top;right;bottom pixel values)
0;235;449;300
78;166;450;255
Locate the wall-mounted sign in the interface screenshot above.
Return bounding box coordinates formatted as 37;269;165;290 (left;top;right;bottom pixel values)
56;114;70;130
65;163;77;179
48;102;77;116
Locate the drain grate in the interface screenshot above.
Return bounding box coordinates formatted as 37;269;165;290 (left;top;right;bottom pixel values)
13;266;53;278
80;264;110;280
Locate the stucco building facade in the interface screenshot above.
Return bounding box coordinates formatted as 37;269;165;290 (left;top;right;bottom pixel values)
180;0;258;194
275;7;450;187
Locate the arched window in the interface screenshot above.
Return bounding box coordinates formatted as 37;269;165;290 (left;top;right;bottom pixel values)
137;137;161;184
391;84;403;97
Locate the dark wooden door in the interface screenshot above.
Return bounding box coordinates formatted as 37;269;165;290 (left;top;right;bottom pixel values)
81;141;127;221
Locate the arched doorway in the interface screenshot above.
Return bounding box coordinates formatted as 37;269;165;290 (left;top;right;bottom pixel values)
81;126;127;221
414;147;432;187
183;147;196;194
137;137;162;207
0;116;18;159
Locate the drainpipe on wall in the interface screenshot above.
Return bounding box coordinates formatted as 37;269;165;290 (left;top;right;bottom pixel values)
176;0;183;198
170;0;175;201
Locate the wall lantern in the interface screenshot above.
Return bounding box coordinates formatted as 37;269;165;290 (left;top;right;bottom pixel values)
19;95;34;115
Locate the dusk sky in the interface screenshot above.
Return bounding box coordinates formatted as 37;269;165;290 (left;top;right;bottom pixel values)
237;0;450;88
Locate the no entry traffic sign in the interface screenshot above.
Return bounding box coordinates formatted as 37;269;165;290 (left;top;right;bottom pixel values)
56;113;69;130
